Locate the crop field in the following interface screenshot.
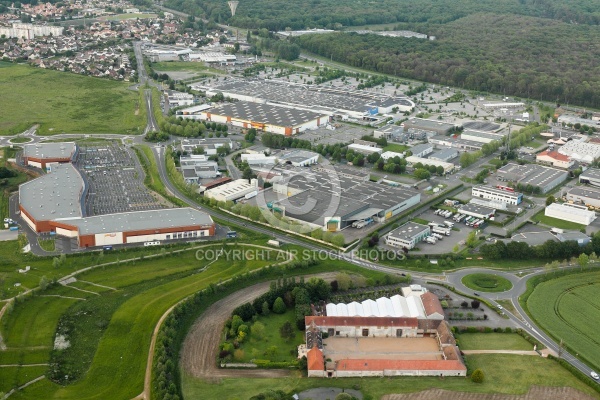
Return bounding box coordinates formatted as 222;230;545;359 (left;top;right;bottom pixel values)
0;64;145;136
456;333;533;351
181;354;599;399
527;271;600;372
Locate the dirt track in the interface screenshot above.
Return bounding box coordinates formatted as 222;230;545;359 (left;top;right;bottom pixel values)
383;386;597;400
180;273;336;380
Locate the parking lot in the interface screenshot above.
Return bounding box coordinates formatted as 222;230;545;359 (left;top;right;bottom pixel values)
296;123;371;146
75;143;166;216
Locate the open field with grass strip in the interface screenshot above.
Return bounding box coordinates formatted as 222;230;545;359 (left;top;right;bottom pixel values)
531;210;586;230
1;244;278;399
0;64;144;136
0;365;47;394
527;271;600;372
181;354;599;399
457;333;533;351
231;309;304;363
383;143;409;153
461;273;513;293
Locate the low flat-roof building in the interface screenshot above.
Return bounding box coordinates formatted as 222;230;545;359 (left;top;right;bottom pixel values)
556;231;591;246
23;142;77;169
428;135;483;152
385;222;430;250
380;151;404;161
204;178;258;202
472;185;523;205
240;153;277;165
278;150;319;167
403;118;456;136
429;148;458;162
175;104;212;120
52;208;215;248
460;130;503;144
459;203;495;219
374;124;403;139
164;90;194;108
579;168;600;186
567;187;600;208
199;101;329;136
497;163;568;194
409;143;434;158
405;156;454;174
558;140;600;164
545;202;596;225
180;138;233;155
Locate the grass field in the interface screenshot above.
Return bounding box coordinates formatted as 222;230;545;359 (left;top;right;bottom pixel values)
457;333;533;351
527;271;600;372
0;366;48;394
181;354;598;399
531;210;586;230
0;64;144;135
8;137;33;144
383;143;409;153
37;238;55;252
461;273;513;293
233;309;304;363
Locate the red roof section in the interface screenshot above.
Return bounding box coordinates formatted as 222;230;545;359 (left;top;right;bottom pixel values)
307;347;324;371
420;292;444;317
201;176;232;189
335;358;466;372
305;316;418;328
537;150;570;162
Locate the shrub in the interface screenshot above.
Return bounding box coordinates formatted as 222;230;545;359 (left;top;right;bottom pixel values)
471;368;484;383
336;394;353;400
272;297;286;314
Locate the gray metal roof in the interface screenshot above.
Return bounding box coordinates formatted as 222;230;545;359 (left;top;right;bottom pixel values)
23;142;76;160
430;148;458;160
568;186;600;201
404;118;455;132
410;143;433;155
19;163;83;221
580;168;600;181
388;222;430;240
210;101;326;128
56;208;213;235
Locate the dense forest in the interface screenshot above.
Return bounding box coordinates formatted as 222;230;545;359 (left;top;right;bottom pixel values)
163;0;600;29
295;13;600;108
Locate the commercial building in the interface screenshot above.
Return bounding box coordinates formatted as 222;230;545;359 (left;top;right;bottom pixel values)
385;222;430;250
278;150;319;167
270;166;420;231
472;185;523;205
164;90;194;108
428;135;483;152
305;289;466;378
198;101;328;136
558;140;600;164
240;153;277;165
193;78;414;120
536;150;574;169
557;114;600;127
429;148;458;162
402;118;457;136
409;143;434;158
458;203;496;219
51;208;215;247
175;104;212;120
23;142;77;169
545;203;596;226
579;168;600;186
204;178;258;202
374;125;403;139
482;102;524;109
567;187;600;208
556;231;591;246
405;156;454;174
348;143;382;155
187;52;236;65
18;163;216;246
460;130;504;144
497;163;568;194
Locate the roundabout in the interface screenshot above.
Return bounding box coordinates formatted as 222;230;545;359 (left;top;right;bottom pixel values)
461;273;513;292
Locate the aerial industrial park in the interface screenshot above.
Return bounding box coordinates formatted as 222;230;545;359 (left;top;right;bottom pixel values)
0;0;600;399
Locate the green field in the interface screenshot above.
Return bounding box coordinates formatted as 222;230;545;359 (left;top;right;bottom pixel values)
232;309;304;363
383;143;409;153
527;271;600;372
182;354;599;399
531;210;586;230
8;137;33;144
462;273;513;292
0;65;144;135
152;61;223;74
457;333;533;351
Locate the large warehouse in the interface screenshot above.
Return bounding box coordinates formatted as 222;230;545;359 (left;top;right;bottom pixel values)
22;142;77;169
497;163;568;193
198;101;329;136
18;163;215;247
567;187;600;208
545;203;596;226
270;166;420;231
579;168;600;186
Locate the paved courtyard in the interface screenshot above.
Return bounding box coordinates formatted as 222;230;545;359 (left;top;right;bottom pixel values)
323;337;442;361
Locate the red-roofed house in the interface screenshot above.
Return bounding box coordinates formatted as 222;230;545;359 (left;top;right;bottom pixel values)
420;292;445;320
334;358;466;377
536;150;573;169
306;347;325;377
